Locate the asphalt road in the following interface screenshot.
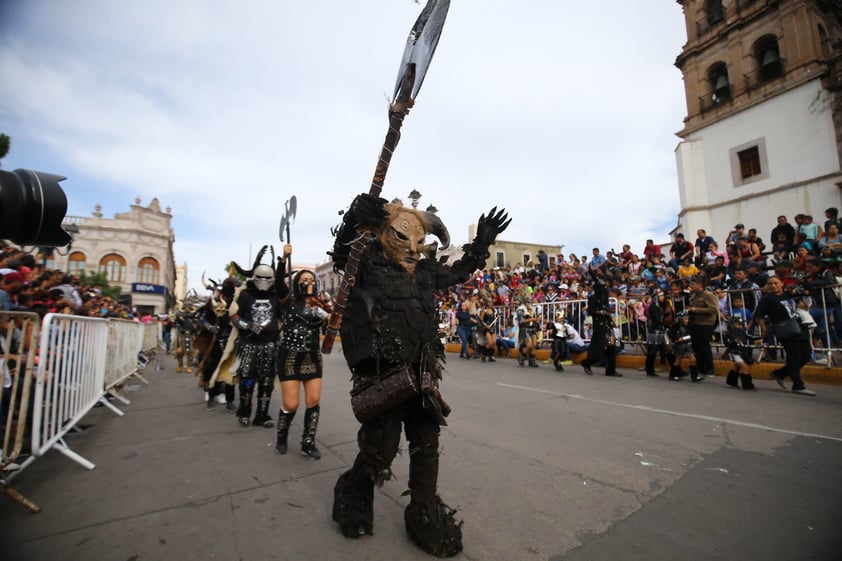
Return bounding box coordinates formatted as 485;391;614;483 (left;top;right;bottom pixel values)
2;350;841;561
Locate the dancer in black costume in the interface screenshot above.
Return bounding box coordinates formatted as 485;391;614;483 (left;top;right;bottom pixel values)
330;193;509;557
273;244;332;459
580;270;620;376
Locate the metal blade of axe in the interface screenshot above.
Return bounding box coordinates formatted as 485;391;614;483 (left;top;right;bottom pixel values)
278;196;297;285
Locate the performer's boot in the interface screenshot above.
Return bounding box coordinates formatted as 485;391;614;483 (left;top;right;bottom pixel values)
405;498;464;557
333;458;374;538
252;380;274;427
275;410;296;454
485;347;496;362
517;345;525;367
690;364;703;383
726;369;739;388
669;364;686;380
403;428;464;557
645;352;657;376
300;405;321;460
528;355;539;368
224;383;236;411
739;373;756;391
204;388;215;411
553;356;564;371
236;381;254;427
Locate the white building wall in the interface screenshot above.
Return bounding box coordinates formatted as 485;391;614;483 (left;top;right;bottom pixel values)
675;79;841;241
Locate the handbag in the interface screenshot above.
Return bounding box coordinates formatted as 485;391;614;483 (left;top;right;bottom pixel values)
350;364;420;423
772;317;802;341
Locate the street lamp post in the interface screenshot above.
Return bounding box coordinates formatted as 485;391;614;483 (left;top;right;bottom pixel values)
408;189;422;208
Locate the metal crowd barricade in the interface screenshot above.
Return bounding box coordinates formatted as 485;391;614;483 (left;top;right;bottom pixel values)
487;284;840;369
1;311;161;511
0;311;42;513
590;283;840;368
8;314;113;482
491;299;602;346
104;318;148;408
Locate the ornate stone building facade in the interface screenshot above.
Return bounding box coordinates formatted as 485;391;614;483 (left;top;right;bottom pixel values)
673;0;842;241
52;198;177;315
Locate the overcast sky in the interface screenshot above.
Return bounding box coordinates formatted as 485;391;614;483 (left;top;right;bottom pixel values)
0;0;688;294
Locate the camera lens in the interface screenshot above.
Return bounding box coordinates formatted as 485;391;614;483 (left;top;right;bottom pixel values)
0;168;71;246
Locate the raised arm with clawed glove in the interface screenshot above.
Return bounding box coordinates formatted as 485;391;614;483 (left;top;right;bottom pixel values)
449;207;511;275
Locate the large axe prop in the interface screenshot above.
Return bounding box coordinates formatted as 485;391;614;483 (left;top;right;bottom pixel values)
322;0;450;354
278;195;297;285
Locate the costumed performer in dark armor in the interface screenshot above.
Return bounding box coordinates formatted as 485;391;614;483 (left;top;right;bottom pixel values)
330;193;509;557
665;310;703;382
174;307;197;373
273;243;332;460
475;305;498;363
723;315;757;390
199;273;239;410
514;298;540;368
644;289;673;377
230;246;282;428
580;270;620;376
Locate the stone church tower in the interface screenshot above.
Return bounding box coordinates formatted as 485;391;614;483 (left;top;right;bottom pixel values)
672;0;842;242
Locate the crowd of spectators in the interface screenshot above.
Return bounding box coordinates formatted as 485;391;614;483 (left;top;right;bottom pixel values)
433;209;842;356
0;242;155;321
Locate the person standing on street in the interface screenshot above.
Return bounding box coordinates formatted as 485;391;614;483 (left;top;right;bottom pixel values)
755;277;817;396
687;275;718;377
274;244;331;459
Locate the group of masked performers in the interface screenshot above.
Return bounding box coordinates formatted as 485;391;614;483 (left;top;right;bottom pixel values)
186;194;509;557
193;244;331;460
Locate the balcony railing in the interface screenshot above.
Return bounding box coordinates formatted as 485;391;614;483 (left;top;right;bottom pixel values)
699;84;733;113
743;57;786;92
696;6;726;37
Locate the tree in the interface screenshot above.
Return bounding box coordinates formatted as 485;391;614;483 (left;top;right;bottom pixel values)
0;133;10;164
79;271;122;300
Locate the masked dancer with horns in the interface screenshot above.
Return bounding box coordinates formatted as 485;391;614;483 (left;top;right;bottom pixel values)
229;245;283;428
329;193;509;556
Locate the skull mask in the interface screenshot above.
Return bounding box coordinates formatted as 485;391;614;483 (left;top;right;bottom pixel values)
252;264;275;292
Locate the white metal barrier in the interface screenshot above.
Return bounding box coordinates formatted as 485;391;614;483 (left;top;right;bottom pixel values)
104;319;148;407
1;312;161;505
19;314;113;477
141;321;158;353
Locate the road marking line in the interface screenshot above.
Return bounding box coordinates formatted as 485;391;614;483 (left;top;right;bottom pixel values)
497;383;842;443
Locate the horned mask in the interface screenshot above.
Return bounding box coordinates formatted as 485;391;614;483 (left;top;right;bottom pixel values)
377;203;450;274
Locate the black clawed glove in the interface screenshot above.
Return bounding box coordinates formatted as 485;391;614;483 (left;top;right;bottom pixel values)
473;207;511;248
350;193;389;229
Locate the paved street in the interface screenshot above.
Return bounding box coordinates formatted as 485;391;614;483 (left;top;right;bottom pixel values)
2;350;841;561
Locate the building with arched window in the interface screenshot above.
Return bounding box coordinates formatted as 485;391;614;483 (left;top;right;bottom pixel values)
673;0;842;244
55;197;177;315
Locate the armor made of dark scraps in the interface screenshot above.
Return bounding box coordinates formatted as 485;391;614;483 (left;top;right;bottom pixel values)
330;195;509;557
174;310;197;372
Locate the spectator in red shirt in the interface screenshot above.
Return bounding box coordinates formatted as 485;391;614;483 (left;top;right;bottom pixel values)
643;239;662;262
